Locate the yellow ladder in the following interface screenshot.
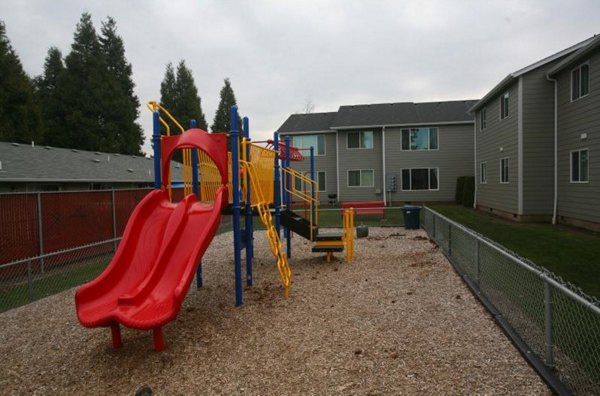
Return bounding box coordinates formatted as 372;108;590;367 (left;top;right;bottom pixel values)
240;160;291;298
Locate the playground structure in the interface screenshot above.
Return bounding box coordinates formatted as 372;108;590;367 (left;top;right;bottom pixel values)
75;103;355;351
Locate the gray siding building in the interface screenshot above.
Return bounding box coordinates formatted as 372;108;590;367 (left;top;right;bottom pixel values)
472;34;600;231
471;36;595;221
279;100;477;204
548;35;600;231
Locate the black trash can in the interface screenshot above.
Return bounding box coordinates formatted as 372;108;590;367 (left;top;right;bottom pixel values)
402;205;422;230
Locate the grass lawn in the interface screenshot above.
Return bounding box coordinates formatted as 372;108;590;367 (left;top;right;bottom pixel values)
429;204;600;298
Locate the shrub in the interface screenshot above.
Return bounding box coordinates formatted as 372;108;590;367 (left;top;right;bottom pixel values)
455;176;466;204
462;176;475;207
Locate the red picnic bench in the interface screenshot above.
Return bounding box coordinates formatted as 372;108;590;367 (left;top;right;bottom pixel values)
341;201;385;216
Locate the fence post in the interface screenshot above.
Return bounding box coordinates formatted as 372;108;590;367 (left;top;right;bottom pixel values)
544;280;555;369
36;192;45;273
448;222;452;255
111;189;117;252
474;239;480;291
27;259;34;302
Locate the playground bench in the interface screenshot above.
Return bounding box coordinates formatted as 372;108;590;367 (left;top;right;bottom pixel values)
341;201;385;216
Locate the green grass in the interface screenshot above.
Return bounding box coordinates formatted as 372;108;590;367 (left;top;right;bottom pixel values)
429;204;600;298
0;258;109;313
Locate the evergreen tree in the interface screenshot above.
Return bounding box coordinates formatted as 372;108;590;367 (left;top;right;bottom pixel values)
60;13;109;151
173;60;207;130
0;21;43;143
35;47;66;146
159;62;178;135
99;17;143;154
211;78;240;133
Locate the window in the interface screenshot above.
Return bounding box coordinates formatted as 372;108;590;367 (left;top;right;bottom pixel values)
572;63;590;101
293;171;326;192
401;168;439;191
480;108;487;131
571;149;589;183
401;127;439;151
291;135;325;155
316;171;326;191
347;131;373;149
500;158;509;183
500;92;509;119
480;162;487;184
348;170;374;187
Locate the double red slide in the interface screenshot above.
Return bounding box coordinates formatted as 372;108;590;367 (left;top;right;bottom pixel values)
76;129;229;351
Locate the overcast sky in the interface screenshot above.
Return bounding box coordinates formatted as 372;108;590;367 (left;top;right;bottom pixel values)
1;0;599;154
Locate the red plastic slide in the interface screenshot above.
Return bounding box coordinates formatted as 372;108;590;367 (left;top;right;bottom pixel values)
76;129;229;351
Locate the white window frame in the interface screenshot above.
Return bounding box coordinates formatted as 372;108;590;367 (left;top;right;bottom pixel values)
570;148;589;183
500;92;509;120
571;62;590;102
400;167;440;191
346;131;374;150
401;127;439;151
347;169;374;188
480;162;487;184
480;108;487;131
291;134;326;156
500;157;509;184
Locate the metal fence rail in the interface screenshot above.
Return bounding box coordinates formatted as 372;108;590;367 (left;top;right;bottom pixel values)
0;239;118;313
422;207;600;396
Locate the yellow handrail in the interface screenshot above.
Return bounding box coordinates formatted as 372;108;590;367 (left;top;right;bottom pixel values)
281;166;319;240
343;208;355;263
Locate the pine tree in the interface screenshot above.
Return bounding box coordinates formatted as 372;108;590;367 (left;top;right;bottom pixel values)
0;21;43;144
159;62;178;135
174;60;207;130
211;78;240;133
60;13;109;151
100;17;143;155
35;47;66;146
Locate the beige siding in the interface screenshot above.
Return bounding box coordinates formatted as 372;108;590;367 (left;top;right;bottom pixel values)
475;83;519;214
555;49;600;224
522;63;558;215
337;129;384;202
385;124;474;202
281;132;337;204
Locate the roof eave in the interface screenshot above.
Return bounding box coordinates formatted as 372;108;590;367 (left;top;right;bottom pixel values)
548;35;600;77
330;120;474;130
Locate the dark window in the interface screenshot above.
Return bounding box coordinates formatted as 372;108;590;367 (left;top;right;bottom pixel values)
480;108;487;131
347;131;373;149
572;64;590;100
500;158;509;183
401;168;439;191
401;128;438;151
500;92;509;119
317;171;326;191
571;149;589;182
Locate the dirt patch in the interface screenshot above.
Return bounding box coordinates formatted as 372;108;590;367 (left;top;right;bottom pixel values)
0;228;549;395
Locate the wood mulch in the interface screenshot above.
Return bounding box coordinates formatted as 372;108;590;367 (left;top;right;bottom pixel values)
0;228;550;395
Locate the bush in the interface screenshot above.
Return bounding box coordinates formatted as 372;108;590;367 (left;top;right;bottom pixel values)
462;176;475;207
455;176;466;204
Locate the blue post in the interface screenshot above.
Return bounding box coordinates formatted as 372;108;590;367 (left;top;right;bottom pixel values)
231;106;243;306
243;116;253;287
310;146;316;226
190;119;203;289
284;136;292;258
190;119;200;197
273;132;281;237
152;111;161;189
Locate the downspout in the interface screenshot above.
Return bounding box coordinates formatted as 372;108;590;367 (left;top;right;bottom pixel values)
546;74;558;224
382;126;387;206
335;130;340;201
473;115;477;208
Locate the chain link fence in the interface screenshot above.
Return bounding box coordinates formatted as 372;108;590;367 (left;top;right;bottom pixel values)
422;207;600;395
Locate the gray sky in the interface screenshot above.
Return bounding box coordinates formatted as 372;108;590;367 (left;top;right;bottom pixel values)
1;0;599;154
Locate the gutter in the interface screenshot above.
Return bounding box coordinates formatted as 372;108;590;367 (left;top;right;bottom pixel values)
546;74;559;224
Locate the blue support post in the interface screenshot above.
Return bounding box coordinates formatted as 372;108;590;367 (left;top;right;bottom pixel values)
190;119;200;197
231;106;243;306
273;132;281;237
284;136;292;258
190;119;203;289
152;111;161;189
243;116;253;287
310;146;316;226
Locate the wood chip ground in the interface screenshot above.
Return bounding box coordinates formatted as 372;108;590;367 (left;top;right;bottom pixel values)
0;228;550;395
